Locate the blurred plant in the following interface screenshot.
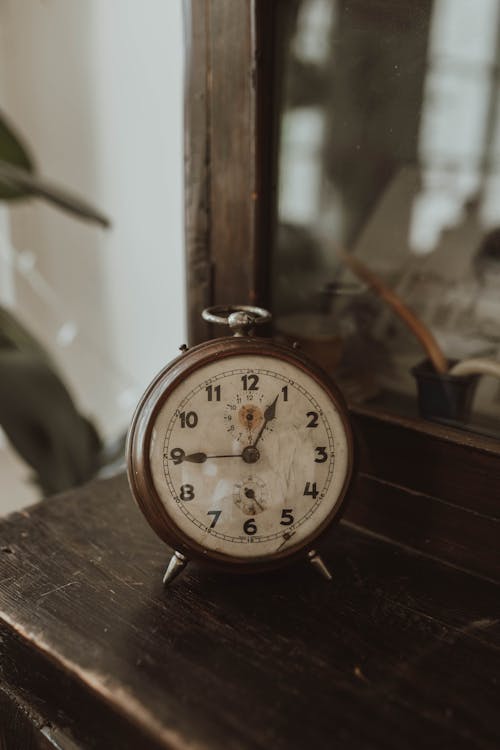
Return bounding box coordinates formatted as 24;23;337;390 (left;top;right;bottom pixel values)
0;111;109;226
0;308;102;495
0;110;110;496
337;247;449;374
337;247;500;428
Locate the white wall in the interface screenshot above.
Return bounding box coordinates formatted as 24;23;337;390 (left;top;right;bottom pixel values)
0;0;185;511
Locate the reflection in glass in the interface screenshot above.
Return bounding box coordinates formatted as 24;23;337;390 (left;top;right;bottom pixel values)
274;0;500;430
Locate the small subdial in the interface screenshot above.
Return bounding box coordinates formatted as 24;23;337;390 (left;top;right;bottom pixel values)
224;392;267;443
233;477;268;515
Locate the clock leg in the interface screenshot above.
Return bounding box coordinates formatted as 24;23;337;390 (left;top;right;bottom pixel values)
308;550;332;581
163;551;188;586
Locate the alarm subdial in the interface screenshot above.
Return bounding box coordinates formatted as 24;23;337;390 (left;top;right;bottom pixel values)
233;477;268;516
224;396;266;443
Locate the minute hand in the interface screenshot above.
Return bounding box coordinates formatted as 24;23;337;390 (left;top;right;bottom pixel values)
181;452;242;463
252;393;279;449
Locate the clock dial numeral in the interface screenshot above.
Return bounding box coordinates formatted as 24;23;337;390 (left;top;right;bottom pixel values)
314;447;328;463
179;410;198;428
207;510;222;528
206;384;221;402
170;448;185;465
180;483;195;501
303;481;319;499
306;411;319;428
281;385;288;402
280;508;294;526
241;373;259;391
243;518;257;535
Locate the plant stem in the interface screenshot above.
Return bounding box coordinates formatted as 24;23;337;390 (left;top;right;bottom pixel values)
338;247;449;374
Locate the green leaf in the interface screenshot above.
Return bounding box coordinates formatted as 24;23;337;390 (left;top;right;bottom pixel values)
0;111;35;200
0;161;111;228
0;306;103;495
0;110;110;227
0;305;52;363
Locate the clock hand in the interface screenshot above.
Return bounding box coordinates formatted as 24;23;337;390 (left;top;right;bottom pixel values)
180;452;207;463
175;393;281;467
207;452;243;459
244;486;264;511
252;393;279;449
179;451;243;463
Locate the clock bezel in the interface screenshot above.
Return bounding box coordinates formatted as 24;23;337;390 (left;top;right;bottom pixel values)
126;336;355;572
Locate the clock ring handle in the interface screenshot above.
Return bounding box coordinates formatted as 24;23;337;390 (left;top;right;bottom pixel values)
202;305;271;336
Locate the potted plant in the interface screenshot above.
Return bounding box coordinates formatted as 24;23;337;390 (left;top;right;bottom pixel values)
338;249;499;424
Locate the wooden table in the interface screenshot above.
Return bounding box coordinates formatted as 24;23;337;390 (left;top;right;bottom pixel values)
0;474;498;749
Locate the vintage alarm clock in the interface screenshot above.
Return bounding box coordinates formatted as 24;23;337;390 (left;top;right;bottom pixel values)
126;306;354;585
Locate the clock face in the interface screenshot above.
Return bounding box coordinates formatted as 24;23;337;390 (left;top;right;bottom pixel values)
147;353;351;561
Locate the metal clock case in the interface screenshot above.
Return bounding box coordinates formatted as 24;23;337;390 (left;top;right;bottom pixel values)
127;306;354;585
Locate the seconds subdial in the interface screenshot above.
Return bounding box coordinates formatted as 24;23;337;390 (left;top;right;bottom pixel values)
233;477;268;515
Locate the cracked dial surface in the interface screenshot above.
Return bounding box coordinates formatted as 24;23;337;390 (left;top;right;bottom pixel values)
148;354;350;559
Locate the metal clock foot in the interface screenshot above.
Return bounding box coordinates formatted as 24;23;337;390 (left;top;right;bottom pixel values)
308;550;332;581
163;551;188;586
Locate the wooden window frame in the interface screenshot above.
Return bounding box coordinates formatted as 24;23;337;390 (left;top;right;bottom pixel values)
183;0;499;582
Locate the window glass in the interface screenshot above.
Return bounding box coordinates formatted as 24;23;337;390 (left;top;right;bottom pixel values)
274;0;500;436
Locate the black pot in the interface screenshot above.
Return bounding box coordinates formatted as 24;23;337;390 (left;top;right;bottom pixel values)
411;359;479;424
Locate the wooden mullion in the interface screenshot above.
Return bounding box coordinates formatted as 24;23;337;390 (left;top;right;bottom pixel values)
184;0;212;345
207;0;258;309
184;0;275;343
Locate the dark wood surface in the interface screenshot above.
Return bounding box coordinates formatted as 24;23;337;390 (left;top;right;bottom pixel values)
349;405;500;582
0;683;75;750
0;474;499;749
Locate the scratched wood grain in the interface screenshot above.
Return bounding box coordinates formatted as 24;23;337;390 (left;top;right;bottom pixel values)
0;474;499;749
348;406;500;582
0;684;78;750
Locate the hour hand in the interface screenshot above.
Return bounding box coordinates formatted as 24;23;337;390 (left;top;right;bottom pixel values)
252;393;280;449
263;394;279;422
